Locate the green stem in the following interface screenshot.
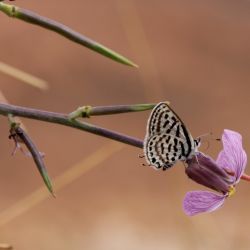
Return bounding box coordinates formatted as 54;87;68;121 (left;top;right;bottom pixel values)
68;103;156;119
11;125;55;196
0;2;138;67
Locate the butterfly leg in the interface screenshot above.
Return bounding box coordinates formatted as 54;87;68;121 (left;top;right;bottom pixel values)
182;161;189;169
162;163;172;171
141;163;150;167
138;154;145;158
194;154;201;166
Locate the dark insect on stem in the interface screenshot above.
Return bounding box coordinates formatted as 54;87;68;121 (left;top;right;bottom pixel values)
9;126;24;155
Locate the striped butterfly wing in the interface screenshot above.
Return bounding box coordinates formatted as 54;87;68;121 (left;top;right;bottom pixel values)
144;102;196;170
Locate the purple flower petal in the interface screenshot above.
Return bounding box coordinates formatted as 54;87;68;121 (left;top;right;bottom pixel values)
183;191;226;216
216;129;247;182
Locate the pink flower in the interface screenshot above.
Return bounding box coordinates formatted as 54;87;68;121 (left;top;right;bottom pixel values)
183;129;248;216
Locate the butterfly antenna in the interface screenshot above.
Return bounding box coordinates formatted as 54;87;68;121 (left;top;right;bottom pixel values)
203;140;210;151
197;132;213;140
199;132;222;144
198;132;221;152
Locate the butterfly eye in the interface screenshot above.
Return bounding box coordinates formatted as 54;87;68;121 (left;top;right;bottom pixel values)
195;138;201;147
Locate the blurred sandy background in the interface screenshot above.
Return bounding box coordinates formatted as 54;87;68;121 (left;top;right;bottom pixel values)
0;0;250;249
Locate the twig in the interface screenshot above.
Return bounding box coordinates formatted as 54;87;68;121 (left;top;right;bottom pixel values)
8;117;54;196
68;103;155;118
0;2;137;67
0;103;152;148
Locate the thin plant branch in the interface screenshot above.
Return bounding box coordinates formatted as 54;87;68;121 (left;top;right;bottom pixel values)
0;2;137;67
68;103;156;119
8;118;54;196
0;90;27;131
0;102;154;148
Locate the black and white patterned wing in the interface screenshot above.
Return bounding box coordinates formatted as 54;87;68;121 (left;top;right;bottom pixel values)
146;102;173;136
144;102;196;170
144;133;189;170
145;102;194;153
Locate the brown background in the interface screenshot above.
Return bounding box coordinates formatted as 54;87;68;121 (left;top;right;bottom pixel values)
1;0;250;249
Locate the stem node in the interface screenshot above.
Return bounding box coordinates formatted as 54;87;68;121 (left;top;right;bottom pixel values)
68;106;92;120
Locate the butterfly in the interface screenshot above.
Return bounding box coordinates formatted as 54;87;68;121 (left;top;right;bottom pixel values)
143;102;201;171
